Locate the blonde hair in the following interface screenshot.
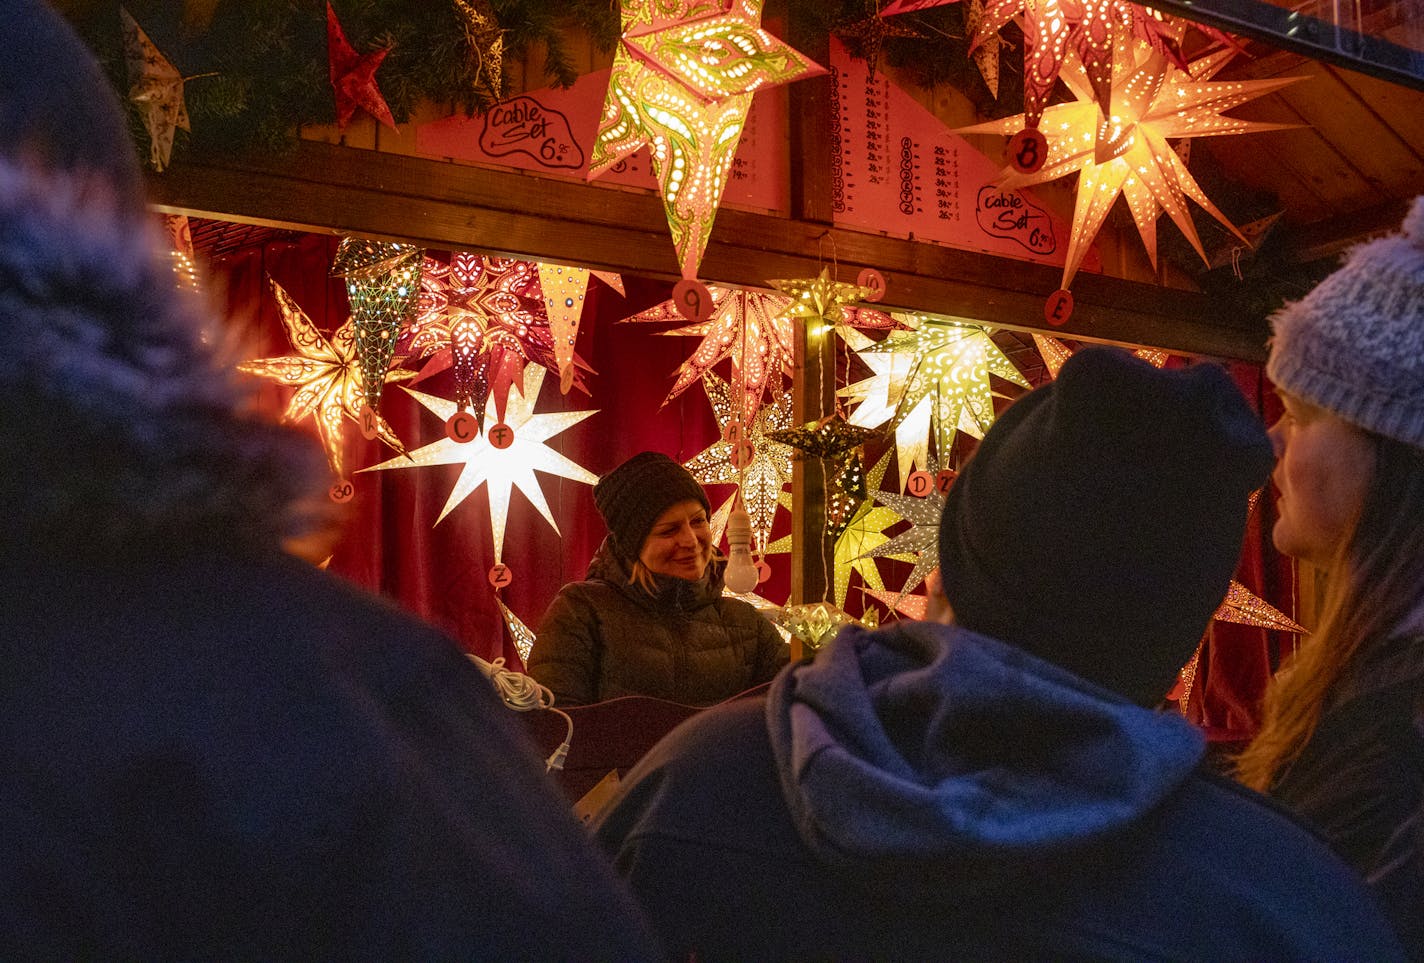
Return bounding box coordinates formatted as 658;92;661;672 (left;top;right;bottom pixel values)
628;559;659;596
1237;429;1424;790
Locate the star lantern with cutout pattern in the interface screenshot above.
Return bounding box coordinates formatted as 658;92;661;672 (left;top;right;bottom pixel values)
331;237;423;412
327;2;396;131
360;366;598;564
590;0;825;279
453;0;505;103
860;488;945;596
238;278;414;480
121;8;193;171
958;43;1299;291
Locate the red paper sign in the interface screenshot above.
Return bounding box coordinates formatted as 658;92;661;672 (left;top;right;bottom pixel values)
417;69;790;217
828;38;1099;274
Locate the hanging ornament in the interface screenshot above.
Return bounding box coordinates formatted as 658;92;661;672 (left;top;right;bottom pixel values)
589;0;825;279
360;365;598;563
963;0;1003;99
833;500;917;609
769;267;882;332
841;313;1029;485
860;489;945;596
766;414;880;460
864;586;930;621
771;602;864;651
832;3;924;79
121;8;197;171
826;453;866;538
537;263;593;394
1032;332;1073;379
1214;581;1307;633
452;0;504;103
498;598;538;663
332;237;422;413
406;254;593;429
238;278;413;480
684;373;794;553
957;43;1298;291
327;1;397;131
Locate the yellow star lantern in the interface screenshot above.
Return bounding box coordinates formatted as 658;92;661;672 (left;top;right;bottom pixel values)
841;314;1029;485
833;500;915;609
772;602;864;652
238;279;413;480
769;267;880;331
684;373;794;552
359;366;598;563
958;43;1299;290
1034;334;1170;378
590;0;825;279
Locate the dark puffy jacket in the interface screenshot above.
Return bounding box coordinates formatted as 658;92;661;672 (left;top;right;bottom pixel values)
527;538;787;706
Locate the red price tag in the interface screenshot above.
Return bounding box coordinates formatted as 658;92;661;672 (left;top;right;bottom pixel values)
1045;289;1074;327
935;470;957;494
907;470;934;497
488;564;513;588
487;422;515;449
559;365;575;395
358;405;379;440
729;440;756;470
672;279;714;323
856;268;886;303
723;421;744;444
1008;128;1048;174
445;411;479;443
328;479;355;503
755;559;771;584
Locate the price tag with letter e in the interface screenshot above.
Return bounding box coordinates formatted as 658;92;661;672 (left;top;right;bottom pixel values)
488;564;514;589
857;268;886;303
1045;289;1074;327
445;411;479;443
936;469;957;494
1008;128;1048;175
328;479;355;503
729;440;756;470
488;423;515;449
672;279;714;323
359;404;379;440
907;470;934;497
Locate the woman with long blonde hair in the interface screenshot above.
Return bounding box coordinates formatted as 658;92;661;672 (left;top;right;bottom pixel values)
1238;196;1424;955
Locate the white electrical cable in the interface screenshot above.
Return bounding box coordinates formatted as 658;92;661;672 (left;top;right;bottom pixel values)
468;654;573;772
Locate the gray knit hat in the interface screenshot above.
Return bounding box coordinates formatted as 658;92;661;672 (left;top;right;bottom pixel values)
594;451;710;562
1267;196;1424;448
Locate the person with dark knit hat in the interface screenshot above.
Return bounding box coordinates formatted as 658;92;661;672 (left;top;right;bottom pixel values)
527;451;787;706
592;348;1405;962
1238;196;1424;956
0;2;660;959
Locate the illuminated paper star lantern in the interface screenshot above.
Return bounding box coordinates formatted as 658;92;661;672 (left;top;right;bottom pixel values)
121;8;193;171
766;414;880;460
360;366;598;563
771;602;863;651
1035;334;1169;379
590;0;825;278
327;1;396;131
407;254;592;428
833;500;915;608
685;373;794;552
958;43;1298;290
238;279;413;480
842;314;1029;484
864;586;930;621
860;489;945;595
832;9;923;78
453;0;504;103
537;263;594;393
1214;581;1306;633
498;598;537;663
332;238;423;412
769;267;880;331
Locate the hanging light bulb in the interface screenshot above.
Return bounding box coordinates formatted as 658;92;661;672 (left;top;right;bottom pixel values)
724;497;760;594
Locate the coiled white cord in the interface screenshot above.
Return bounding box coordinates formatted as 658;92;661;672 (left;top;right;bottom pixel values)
468;655;573;771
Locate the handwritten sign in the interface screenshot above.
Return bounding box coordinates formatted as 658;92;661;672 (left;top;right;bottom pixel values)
479;96;583;171
830;38;1097;273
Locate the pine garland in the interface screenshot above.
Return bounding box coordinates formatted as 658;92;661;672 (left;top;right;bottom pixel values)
66;0;1024;162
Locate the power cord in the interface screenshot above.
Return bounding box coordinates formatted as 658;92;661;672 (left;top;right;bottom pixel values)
468;654;573;772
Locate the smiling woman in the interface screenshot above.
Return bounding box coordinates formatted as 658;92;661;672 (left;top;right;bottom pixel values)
527;451;788;707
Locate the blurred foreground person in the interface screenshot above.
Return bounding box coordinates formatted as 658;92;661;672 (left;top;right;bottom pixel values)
0;3;656;958
1239;196;1424;956
595;348;1403;961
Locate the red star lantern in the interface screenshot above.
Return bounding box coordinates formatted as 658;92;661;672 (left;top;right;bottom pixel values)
327;2;396;131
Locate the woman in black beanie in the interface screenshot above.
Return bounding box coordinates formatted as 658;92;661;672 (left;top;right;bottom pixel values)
528;451;787;706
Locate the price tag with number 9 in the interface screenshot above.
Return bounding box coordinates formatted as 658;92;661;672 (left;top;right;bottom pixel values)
672;279;714;323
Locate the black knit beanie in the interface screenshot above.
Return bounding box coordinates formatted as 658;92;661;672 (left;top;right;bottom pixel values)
937;347;1274;706
595;451;711;562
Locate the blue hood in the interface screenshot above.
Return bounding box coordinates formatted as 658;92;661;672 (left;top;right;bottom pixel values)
765;620;1204;870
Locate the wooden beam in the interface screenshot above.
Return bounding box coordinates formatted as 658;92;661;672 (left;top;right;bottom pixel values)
146;139;1268;361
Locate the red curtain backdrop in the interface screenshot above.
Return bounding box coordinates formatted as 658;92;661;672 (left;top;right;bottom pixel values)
212;235;1292;739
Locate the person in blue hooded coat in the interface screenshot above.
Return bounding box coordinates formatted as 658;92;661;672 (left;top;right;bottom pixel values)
593;348;1405;961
